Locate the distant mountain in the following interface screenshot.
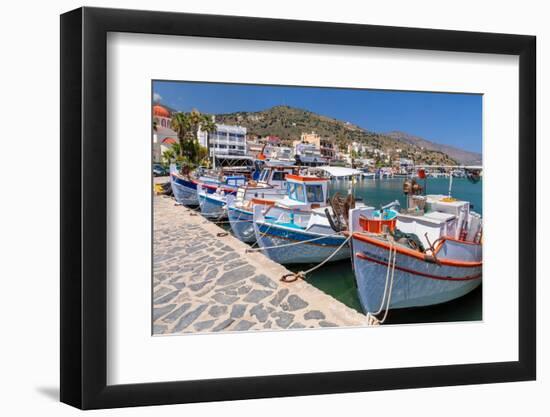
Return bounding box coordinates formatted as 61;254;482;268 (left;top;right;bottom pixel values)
385;131;482;165
213;105;465;166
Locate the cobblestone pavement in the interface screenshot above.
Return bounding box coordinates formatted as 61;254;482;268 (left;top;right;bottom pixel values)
153;195;367;335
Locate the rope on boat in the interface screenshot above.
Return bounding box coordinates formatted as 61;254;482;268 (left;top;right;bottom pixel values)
279;235;352;283
366;243;397;325
246;232;343;252
210;219;253;225
248;220;275;249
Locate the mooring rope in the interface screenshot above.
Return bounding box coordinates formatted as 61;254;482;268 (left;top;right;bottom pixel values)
246;232;343;252
366;243;397;325
210;219;253;225
279;235;351;283
302;235;352;275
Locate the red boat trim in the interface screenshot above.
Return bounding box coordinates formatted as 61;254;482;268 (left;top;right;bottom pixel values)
201;183;219;190
286;174;328;182
352;233;482;268
355;252;482;281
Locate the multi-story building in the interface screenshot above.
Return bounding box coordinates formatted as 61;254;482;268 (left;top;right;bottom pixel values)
198;123;247;157
300;131;321;146
300;131;335;161
294;142;326;166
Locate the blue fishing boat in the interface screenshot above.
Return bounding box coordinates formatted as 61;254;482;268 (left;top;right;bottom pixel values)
252;174;354;264
169;164;219;206
226;165;297;243
197;175;247;219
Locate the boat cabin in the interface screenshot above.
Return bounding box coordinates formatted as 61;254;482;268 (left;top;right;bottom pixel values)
396;195;479;248
222;175;247;187
256;165;296;188
276;174;329;210
353;194;482;251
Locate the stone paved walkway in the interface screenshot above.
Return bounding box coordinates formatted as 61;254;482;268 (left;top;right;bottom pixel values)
153;195;367;335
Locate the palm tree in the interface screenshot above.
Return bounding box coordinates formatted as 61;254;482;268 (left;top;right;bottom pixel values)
171;110;217;165
170;112;192;158
162;148;176;166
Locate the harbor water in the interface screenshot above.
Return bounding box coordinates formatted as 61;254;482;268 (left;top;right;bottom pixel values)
288;177;483;324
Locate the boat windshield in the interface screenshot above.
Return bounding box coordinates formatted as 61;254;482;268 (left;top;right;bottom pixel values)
306;184;324;202
271;171;286;181
259;169;270;182
288;182;305;202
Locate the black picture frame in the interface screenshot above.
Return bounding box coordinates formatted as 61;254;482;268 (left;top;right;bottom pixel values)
60;6;536;410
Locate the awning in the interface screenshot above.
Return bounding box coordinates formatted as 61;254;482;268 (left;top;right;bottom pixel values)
313;166;363;177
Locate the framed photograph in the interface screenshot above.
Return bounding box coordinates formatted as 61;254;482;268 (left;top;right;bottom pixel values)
60;6;536;409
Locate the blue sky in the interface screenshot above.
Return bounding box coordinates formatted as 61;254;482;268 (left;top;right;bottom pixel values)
153;81;482;153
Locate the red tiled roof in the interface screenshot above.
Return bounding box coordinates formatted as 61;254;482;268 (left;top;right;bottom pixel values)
153;105;170;118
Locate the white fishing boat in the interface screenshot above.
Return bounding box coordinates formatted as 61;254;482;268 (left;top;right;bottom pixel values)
226;165;297;243
197;175;247;219
169;164;219;206
252;174;357;264
349;185;482;319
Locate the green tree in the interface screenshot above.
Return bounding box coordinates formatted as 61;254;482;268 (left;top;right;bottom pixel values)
161;143;181;167
170;112;192;158
162;148;175;166
170;110;216;165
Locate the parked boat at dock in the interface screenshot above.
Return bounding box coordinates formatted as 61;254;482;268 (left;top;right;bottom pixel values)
252;174;357;264
226;165;297;242
349;191;482;317
197;175;247;219
169;164;220;206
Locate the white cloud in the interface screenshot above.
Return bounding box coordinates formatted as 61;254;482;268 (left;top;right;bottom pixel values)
153;92;162;103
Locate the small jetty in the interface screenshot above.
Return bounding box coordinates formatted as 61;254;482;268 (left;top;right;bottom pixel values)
153;194;367;334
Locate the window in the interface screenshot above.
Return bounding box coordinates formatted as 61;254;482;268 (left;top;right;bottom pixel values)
288;183;305;202
259;169;269;182
272;171;286;181
306;184;324;202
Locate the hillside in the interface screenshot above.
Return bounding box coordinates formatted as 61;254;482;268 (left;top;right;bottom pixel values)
213;105;461;166
386;131;482;165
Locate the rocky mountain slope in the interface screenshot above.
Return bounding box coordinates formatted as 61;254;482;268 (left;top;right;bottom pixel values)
385;131;482;165
212;105;478;165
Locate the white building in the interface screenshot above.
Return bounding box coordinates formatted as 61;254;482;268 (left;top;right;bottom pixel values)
273;146;294;161
294;142;325;165
198;123;247;157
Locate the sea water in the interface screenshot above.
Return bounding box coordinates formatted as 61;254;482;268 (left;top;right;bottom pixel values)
288;177;483;324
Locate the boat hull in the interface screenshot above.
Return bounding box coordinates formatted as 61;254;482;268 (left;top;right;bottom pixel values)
170;174;198;206
198;192;227;219
352;235;482;313
227;207;256;243
254;221;349;264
